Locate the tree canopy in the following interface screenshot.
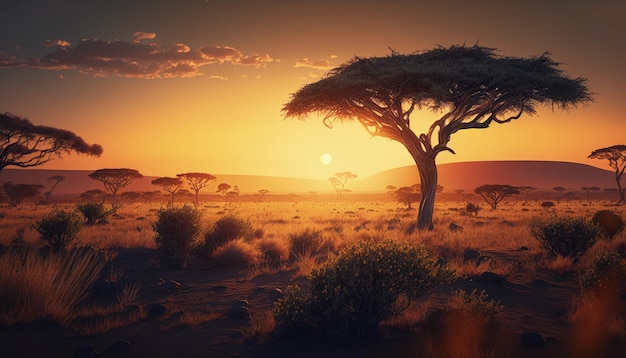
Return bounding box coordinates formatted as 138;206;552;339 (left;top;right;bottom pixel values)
88;168;143;200
475;184;520;210
283;44;591;230
0;112;102;172
152;177;183;206
177;172;216;206
589;145;626;204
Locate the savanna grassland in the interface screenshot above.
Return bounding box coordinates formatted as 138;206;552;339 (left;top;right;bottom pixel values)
1;193;625;357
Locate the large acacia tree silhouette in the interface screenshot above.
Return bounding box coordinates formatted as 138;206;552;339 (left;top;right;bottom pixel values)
283;45;591;230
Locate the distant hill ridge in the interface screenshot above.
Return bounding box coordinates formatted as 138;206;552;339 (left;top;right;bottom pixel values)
0;160;615;195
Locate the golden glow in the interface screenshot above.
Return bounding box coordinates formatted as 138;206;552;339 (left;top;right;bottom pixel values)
320;153;333;165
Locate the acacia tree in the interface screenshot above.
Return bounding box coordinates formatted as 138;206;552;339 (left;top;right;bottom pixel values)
0;112;102;173
88;168;143;201
2;182;44;206
177;172;216;207
394;186;421;209
589;145;626;205
216;183;231;197
475;184;520;209
151;177;183;206
283;45;591;230
329;171;357;195
581;186;600;201
44;175;65;204
553;186;566;203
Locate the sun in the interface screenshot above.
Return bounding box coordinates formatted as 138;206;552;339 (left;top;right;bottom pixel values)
320;153;333;165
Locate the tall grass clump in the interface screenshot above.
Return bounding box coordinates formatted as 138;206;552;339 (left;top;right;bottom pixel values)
0;248;105;326
274;239;454;338
580;251;626;294
202;214;253;255
288;228;327;260
153;205;202;269
528;216;601;258
32;209;83;252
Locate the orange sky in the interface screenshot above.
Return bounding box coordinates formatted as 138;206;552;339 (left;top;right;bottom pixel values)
1;0;624;180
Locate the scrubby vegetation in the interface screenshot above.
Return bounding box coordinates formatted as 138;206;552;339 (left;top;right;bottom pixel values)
528;215;602;258
32;209;83;252
153;205;202;269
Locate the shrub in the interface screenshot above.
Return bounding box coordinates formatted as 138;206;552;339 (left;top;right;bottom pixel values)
465;203;481;216
255;237;289;267
591;210;624;239
528;216;601;258
274;239;454;338
75;201;108;225
32;209;83;252
580;251;626;294
449;289;503;325
153;205;202;269
203;215;253;254
211;239;260;267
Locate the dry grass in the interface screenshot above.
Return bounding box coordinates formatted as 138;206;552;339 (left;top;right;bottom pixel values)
211;239;261;267
0;247;106;326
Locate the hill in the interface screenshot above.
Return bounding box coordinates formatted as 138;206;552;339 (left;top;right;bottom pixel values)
0;161;616;195
351;160;615;192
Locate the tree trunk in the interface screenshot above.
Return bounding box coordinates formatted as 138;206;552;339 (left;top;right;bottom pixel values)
617;176;624;205
416;156;438;231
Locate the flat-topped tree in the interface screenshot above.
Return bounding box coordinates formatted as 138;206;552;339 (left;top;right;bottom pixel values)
0;112;102;172
88;168;143;201
475;184;520;209
589;145;626;205
283;45;591;230
152;177;183;206
177;172;216;207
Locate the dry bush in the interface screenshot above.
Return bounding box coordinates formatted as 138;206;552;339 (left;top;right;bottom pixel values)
254;237;289;267
211;239;260;267
0;248;105;326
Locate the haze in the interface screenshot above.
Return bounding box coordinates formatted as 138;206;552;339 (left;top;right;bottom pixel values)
0;0;624;179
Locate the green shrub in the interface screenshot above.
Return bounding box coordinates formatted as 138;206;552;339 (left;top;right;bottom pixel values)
528;216;601;258
203;215;253;254
274;239;454;338
591;210;624;239
75;202;108;225
580;251;626;294
153;205;202;269
32;209;83;252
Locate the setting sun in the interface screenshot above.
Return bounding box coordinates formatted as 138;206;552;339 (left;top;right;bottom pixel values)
320;153;333;165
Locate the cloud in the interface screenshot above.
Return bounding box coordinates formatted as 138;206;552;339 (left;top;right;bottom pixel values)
294;57;334;70
42;39;71;48
0;34;275;79
133;31;157;42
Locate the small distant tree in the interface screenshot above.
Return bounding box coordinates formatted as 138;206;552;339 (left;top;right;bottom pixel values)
151;177;183;206
227;185;240;203
177;172;216;207
44;175;65;204
465;203;481;216
517;186;536;199
475;184;520;210
541;201;556;211
2;182;44;206
216;183;231;197
257;189;270;202
394;186;421;209
88;168;143;202
0;112;102;173
333;172;357;195
553;187;566;203
142;190;161;204
589;145;626;205
329;176;342;195
581;186;600;201
120;191;142;202
80;189;105;202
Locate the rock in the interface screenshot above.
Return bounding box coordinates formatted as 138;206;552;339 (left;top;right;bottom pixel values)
520;331;548;348
518;246;530;251
475;255;491;266
252;287;267;295
448;222;463;232
477;271;503;285
147;303;167;318
228;306;251;321
156;277;166;286
267;288;284;302
233;299;249;308
72;344;97;358
164;280;182;292
463;249;481;263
